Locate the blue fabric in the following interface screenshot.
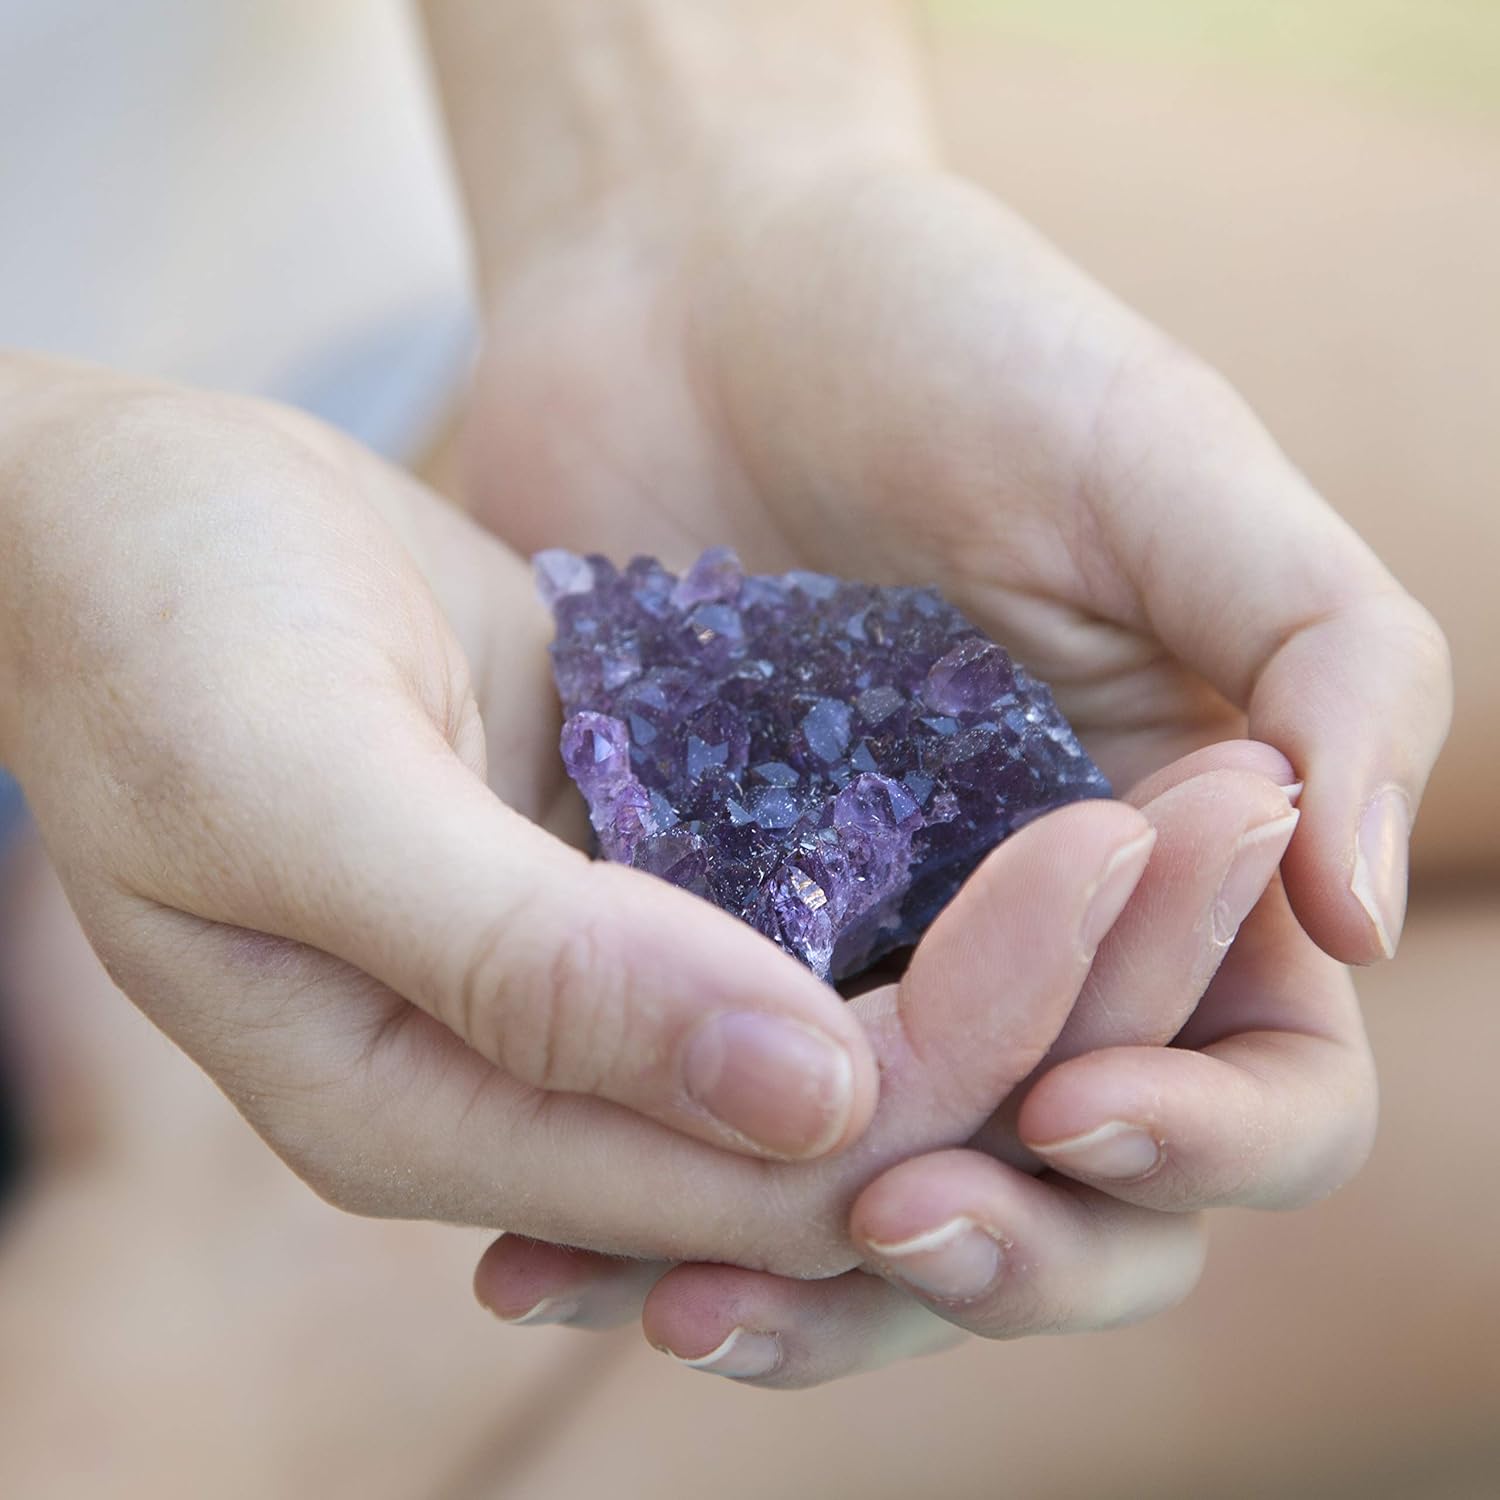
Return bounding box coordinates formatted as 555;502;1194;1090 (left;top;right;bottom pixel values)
269;297;476;461
0;772;23;852
0;770;23;1204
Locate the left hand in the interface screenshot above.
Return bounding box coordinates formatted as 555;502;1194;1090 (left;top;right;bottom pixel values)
464;157;1448;960
449;156;1444;1384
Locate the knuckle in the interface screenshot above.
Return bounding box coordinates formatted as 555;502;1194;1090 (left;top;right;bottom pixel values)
1399;598;1455;716
972;1225;1207;1341
1286;1063;1379;1210
967;1288;1057;1342
533;911;620;1092
968;1256;1108;1341
1113;334;1253;443
1238;1046;1378;1212
457;890;623;1095
452;910;518;1064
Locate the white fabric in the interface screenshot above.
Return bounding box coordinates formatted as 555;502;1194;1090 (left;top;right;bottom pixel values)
0;0;474;450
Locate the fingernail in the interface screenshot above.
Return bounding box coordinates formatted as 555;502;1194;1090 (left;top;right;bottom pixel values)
1031;1121;1161;1181
666;1326;782;1380
865;1216;1003;1302
1079;828;1157;956
493;1295;581;1326
683;1013;854;1158
1281;780;1305;806
1212;809;1300;945
1351;785;1411;959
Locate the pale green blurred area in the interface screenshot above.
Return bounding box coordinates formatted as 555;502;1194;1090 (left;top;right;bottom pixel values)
934;0;1500;117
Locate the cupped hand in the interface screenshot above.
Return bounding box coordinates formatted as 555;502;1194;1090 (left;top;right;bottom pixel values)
0;357;901;1233
456;158;1442;1381
466;158;1451;965
0;360;1323;1295
1;359;1257;1282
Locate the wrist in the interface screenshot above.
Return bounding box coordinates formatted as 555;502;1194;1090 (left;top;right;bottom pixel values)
422;0;938;292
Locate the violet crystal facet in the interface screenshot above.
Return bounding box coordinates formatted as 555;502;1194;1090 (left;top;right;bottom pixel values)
539;547;1110;982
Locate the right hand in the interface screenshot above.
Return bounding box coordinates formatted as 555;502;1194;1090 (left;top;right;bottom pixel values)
0;357;895;1231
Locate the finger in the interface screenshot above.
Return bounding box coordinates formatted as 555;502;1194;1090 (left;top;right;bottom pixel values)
859;798;1155;1133
97;799;1157;1272
638;1150;1205;1387
473;1236;666;1331
1092;352;1452;964
483;797;1159;1270
1020;885;1377;1210
88;892;777;1258
1021;1034;1375;1212
1122;738;1297;809
848;1150;1206;1340
88;890;827;1260
123;710;879;1163
642;1264;961;1389
975;766;1299;1167
1054;768;1300;1057
488;800;1159;1270
629;750;1299;1366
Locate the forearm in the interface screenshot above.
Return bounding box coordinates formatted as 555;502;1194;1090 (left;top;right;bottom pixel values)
420;0;936;288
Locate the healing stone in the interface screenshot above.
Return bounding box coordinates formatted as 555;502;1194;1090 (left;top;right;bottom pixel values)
538;548;1111;982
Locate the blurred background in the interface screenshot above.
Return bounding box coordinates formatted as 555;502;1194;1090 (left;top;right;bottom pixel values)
1;2;1496;1496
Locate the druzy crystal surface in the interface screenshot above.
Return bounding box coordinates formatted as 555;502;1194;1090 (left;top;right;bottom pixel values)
538;547;1110;982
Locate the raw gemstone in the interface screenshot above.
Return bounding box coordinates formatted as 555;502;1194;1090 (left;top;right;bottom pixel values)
538;547;1111;982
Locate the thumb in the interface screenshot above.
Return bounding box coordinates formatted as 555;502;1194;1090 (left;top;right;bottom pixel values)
848;798;1155;1140
140;704;879;1164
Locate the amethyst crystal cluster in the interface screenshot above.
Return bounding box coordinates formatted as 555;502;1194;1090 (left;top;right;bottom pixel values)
538;547;1110;982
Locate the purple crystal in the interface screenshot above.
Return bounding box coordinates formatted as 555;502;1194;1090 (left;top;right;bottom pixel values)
538;548;1111;982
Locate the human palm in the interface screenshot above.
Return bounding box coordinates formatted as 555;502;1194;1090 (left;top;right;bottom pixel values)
466;163;1441;838
457;162;1447;1381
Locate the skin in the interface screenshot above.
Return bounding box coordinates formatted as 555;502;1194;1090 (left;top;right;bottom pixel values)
0;0;1452;1398
0;358;888;1242
1;356;1303;1282
473;751;1372;1387
422;0;1452;1382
